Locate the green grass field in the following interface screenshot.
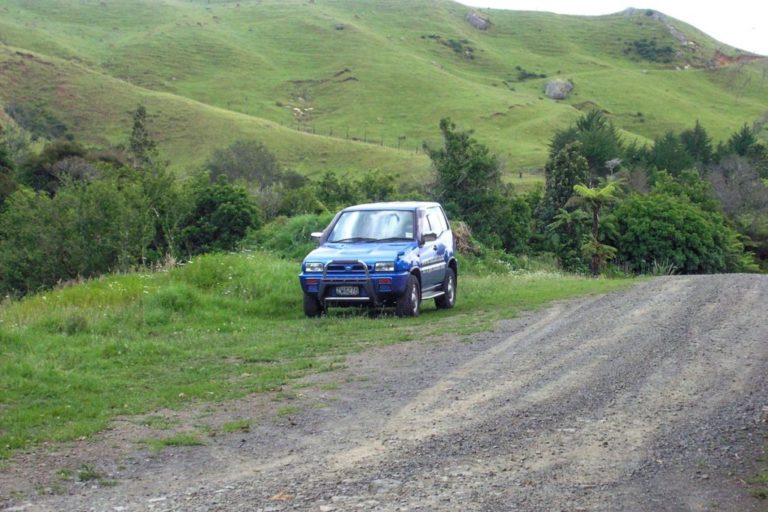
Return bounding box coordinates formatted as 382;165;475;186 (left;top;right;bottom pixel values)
0;0;766;180
0;251;632;458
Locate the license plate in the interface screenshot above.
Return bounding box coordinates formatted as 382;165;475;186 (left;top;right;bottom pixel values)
336;286;360;296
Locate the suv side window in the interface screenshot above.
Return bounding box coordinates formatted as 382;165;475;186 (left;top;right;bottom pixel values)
426;206;448;236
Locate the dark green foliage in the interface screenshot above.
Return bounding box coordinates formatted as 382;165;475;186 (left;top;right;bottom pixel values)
647;131;695;176
0;178;154;295
178;177;261;256
426;118;530;252
356;170;397;203
277;185;326;217
497;195;533;254
140;165;193;261
652;170;720;211
315;170;361;210
623;38;675;62
549;110;624;178
546;207;591;272
128;104;158;168
514;65;546;81
312;169;399;212
427;118;501;211
16;140;90;195
570;183;620;276
680;121;713;164
728;124;758;157
4;100;71;141
606;192;747;274
441;39;474;59
540;141;589;225
0;135;16;209
207;139;284;188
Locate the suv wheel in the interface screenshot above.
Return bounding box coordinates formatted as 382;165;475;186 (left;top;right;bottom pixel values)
303;293;324;317
395;275;421;317
435;268;456;309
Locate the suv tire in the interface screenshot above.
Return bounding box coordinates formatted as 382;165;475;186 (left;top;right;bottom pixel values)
395;275;421;317
303;293;324;317
435;268;456;309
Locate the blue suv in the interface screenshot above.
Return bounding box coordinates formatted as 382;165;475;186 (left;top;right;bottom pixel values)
299;201;457;317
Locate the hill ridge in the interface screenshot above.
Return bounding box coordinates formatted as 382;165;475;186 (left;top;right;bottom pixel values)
0;0;765;176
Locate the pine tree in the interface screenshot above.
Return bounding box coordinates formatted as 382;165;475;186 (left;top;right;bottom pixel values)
680;120;713;164
728;123;757;157
128;104;157;168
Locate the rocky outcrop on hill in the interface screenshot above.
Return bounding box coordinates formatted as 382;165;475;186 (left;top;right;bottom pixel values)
544;79;573;100
466;12;491;31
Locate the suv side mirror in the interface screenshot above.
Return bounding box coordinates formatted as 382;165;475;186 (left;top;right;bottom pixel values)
310;232;323;243
421;232;438;245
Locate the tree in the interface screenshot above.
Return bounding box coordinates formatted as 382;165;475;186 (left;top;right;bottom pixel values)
549;110;623;178
207;139;283;187
356;170;396;203
315;171;361;210
426;118;501;210
539;141;589;226
425;118;529;251
178;176;261;256
546;207;590;271
128;104;158;168
647;131;694;176
728;123;757;157
140;164;193;262
569;182;619;275
680;120;713;164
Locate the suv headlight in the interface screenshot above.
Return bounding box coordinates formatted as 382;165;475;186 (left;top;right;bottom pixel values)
375;262;395;272
305;262;324;273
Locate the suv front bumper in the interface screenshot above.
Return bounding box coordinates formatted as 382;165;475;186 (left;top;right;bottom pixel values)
299;259;410;305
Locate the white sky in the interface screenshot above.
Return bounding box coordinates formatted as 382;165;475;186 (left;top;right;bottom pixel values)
457;1;768;55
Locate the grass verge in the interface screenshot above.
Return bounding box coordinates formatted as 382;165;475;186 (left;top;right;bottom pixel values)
0;251;632;458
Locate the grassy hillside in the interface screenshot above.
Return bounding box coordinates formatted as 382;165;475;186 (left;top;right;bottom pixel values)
0;251;632;458
0;0;766;177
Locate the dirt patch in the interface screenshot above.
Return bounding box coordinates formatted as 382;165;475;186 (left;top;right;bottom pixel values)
713;50;763;67
1;275;767;511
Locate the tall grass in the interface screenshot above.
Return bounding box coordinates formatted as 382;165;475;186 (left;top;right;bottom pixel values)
0;251;631;458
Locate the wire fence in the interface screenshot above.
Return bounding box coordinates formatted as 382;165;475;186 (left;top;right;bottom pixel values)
279;120;433;153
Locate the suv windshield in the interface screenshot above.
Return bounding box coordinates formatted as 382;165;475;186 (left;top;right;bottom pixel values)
328;210;415;243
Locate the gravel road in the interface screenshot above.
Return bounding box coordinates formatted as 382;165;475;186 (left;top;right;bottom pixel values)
2;275;767;512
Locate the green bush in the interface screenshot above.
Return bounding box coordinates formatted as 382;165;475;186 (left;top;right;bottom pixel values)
0;178;154;296
606;192;749;273
178;176;261;256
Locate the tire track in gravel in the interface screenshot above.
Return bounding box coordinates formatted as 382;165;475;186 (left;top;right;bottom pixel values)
4;275;767;512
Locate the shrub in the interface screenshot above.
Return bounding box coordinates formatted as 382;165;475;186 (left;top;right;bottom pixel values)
606;192;749;273
0;178;154;296
178;176;261;257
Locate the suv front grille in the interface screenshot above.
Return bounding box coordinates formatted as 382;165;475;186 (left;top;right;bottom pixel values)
326;262;369;273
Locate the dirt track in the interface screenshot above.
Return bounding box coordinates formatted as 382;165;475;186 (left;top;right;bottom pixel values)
2;274;767;511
